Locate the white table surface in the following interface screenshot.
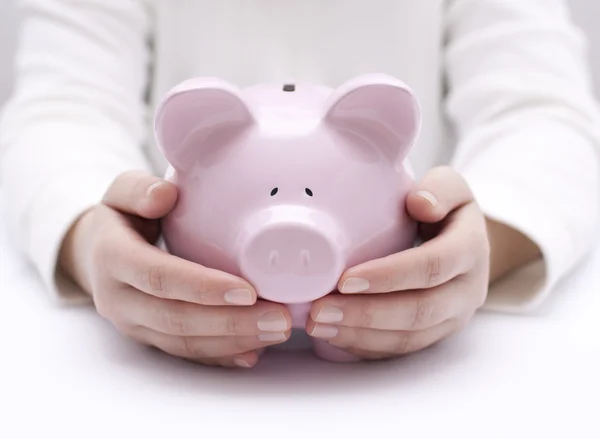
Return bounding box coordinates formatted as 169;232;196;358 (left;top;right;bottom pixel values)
1;216;599;439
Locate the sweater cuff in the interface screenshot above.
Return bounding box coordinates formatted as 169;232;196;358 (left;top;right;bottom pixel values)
466;175;559;313
460;165;577;314
26;168;126;306
452;112;600;313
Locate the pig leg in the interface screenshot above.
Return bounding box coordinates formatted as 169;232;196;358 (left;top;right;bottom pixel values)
312;339;362;362
287;303;311;329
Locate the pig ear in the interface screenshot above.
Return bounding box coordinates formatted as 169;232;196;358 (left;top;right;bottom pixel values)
323;74;421;167
154;78;254;171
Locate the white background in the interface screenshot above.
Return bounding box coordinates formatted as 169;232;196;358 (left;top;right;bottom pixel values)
1;2;600;438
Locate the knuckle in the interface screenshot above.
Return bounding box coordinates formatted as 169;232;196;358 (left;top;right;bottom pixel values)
361;330;392;353
431;166;462;188
430;165;453;180
114;322;139;338
117;170;139;186
401;332;431;355
378;270;397;293
456;226;489;275
174;337;204;358
103;176;121;200
113;172;129;186
105;172;134;198
92;287;118;321
132;175;151;197
480;231;491;259
91;231;123;276
395;332;413;355
93;292;111;319
470;227;489;258
158;305;191;335
474;284;489;309
332;328;354;349
89;242;103;268
143;264;169;298
359;300;376;328
90;238;111;272
424;253;442;287
224;314;239;336
233;336;250;354
455;314;473;332
353;327;370;349
479;289;488;308
409;295;439;330
195;276;211;303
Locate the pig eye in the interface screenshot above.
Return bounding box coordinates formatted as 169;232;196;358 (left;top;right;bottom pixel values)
305;188;313;197
270;187;279;196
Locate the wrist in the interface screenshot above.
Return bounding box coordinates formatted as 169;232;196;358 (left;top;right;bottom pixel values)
485;217;542;283
58;207;96;295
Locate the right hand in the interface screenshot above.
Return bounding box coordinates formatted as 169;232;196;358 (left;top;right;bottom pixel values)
59;170;292;368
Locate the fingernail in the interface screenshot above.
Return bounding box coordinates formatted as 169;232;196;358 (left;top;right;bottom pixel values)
340;278;369;294
146;181;167;197
224;288;254;305
257;312;288;332
234;358;252;368
258;332;287;342
315;306;344;323
416;190;438;208
310;323;338;339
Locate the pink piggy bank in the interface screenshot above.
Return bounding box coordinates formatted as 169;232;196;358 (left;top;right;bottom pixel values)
155;73;421;362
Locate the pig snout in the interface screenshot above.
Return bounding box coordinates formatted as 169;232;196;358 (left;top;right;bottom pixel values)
249;227;333;271
237;207;347;304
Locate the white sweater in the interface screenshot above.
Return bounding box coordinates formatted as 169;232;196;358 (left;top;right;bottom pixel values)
1;0;599;313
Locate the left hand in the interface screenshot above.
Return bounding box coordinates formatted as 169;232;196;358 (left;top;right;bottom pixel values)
306;166;490;360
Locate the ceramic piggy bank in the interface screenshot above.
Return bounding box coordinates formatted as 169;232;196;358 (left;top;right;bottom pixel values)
155;73;421;361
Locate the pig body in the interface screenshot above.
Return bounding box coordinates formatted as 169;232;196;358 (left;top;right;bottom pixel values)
155;74;421;362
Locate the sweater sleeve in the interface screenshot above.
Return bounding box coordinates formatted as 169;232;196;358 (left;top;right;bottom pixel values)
444;0;600;312
0;0;155;303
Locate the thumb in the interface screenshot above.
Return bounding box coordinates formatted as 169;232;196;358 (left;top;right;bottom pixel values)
102;170;178;219
406;166;474;223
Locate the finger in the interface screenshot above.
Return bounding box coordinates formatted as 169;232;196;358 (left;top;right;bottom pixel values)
307;318;458;357
405;166;474;223
126;326;260;368
311;280;475;331
188;352;260;369
331;348;392;361
110;287;292;337
339;202;485;293
178;350;260;368
102;170;178;219
100;222;258;305
128;326;289;360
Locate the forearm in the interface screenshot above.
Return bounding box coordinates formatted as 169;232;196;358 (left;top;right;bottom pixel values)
58;208;97;297
486;217;541;284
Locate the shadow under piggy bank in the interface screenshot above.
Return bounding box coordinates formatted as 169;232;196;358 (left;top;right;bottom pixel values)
104;324;482;398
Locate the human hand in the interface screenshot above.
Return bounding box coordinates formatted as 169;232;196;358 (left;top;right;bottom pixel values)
306;167;490;360
59;171;292;368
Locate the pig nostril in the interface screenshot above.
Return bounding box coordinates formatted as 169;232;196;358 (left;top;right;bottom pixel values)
305;188;313;197
270;187;278;196
301;249;310;267
269;250;279;267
